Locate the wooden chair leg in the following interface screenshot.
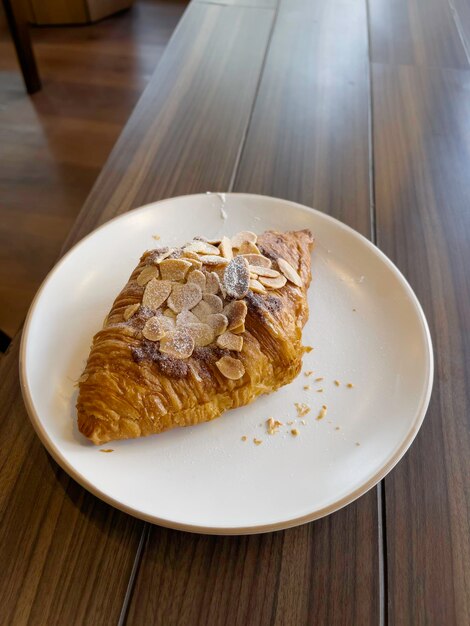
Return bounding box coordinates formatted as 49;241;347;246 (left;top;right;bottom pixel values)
2;0;41;93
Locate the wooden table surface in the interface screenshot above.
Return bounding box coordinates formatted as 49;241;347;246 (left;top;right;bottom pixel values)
1;0;469;623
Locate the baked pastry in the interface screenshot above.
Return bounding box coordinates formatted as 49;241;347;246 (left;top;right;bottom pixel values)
77;229;314;444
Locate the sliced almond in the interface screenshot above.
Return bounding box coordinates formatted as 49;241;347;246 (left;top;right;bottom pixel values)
201;255;229;266
160;328;195;359
182;250;200;261
230;322;245;334
192;300;213;322
167;283;202;313
159;258;192;282
203;293;223;313
216;331;243;352
238;241;261;255
224;300;247;330
176;310;199;326
241;253;272;268
216;355;245;380
259;274;287;290
205;271;221;295
186;322;214;347
249;278;266;294
163;308;176;319
278;257;303;287
231;231;257;249
206;313;228;336
219;236;233;261
185;241;220;255
137;265;159;286
158;315;176;332
224;256;250;299
123;303;140;321
186;257;203;270
154;249;174;263
142;316;168;341
142;279;172;310
248;265;280;278
187;269;206;290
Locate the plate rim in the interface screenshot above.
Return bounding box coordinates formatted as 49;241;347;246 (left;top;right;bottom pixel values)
19;192;434;535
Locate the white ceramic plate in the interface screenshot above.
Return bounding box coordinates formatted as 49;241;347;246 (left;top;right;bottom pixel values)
20;193;433;534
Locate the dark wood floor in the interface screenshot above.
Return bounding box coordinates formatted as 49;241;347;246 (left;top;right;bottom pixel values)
0;0;186;339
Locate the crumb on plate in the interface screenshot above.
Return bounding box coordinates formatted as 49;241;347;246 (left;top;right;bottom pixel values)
294;402;311;417
316;406;327;421
266;417;283;435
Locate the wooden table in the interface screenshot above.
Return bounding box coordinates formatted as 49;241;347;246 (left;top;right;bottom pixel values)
1;0;469;623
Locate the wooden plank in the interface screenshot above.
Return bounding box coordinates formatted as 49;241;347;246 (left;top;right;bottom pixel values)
0;3;275;623
63;1;275;251
127;1;379;624
127;503;378;625
0;340;144;625
368;0;469;68
373;62;470;625
0;0;186;337
235;0;371;234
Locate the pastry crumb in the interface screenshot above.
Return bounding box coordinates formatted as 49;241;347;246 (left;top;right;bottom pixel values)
266;417;283;435
241;436;247;441
347;383;354;388
353;308;357;312
334;380;340;386
291;429;299;437
355;442;361;446
287;420;294;425
314;377;324;382
304;370;314;377
100;449;114;453
152;234;161;240
316;388;324;393
304;346;314;353
335;426;340;431
316;406;327;421
294;402;311;417
303;385;310;390
301;419;306;425
253;438;263;445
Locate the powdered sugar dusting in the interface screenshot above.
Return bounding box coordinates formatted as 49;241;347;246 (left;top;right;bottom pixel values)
223;256;250;299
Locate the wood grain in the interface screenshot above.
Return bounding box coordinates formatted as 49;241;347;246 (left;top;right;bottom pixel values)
127;0;379;624
235;0;371;233
127;502;378;625
368;0;469;68
62;1;275;251
0;340;144;626
0;0;186;338
373;62;470;625
0;2;276;623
